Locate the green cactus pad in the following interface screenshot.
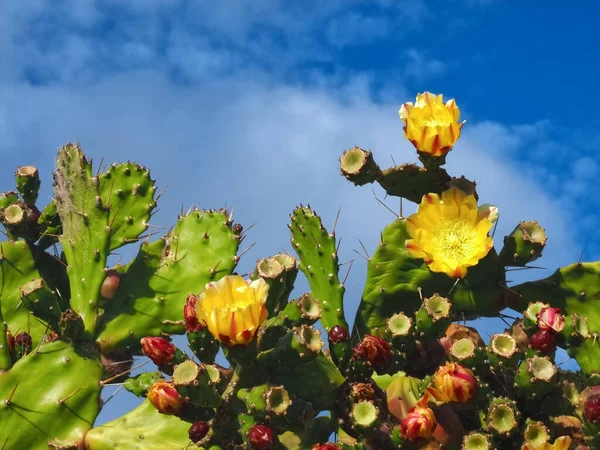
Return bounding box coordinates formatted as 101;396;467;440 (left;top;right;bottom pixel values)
289;206;348;332
267;353;345;411
0;240;68;347
376;163;451;203
54;143;110;336
96;209;239;351
510;261;600;374
99;163;156;251
85;399;201;450
354;218;505;337
0;340;102;450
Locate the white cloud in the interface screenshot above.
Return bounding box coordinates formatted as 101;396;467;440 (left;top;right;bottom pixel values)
404;48;448;81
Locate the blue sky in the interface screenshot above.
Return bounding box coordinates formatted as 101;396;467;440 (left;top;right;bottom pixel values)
1;0;599;427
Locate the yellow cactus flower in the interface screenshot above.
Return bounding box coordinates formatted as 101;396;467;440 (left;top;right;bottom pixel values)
399;92;464;157
196;275;269;347
521;436;571;450
406;187;494;278
425;362;477;404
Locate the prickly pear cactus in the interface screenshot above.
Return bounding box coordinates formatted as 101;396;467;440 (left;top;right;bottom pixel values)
1;92;599;450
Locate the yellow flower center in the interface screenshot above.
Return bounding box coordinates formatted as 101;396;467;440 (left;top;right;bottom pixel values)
433;219;477;263
224;288;256;312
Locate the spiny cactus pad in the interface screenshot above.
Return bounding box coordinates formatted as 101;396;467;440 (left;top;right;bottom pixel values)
0;340;102;449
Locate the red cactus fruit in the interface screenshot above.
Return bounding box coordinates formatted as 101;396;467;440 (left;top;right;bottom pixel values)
529;329;557;354
247;424;274;449
328;325;350;344
352;334;392;369
584;394;600;423
188;421;210;443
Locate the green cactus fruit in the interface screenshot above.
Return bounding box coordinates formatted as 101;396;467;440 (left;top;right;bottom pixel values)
0;201;41;242
258;293;321;352
339;147;382;186
0;340;102;450
486;334;519;369
461;431;494;450
85;399;202;450
54;143;111;336
376;163;452;203
563;314;590;347
289;206;348;333
449;338;486;371
267;354;345;411
18;277;63;331
0;191;19;211
37;199;62;249
172;360;222;408
253;253;298;315
0;240;68;347
522;420;550;448
509;261;600;374
354;218;505;338
415;294;452;337
486;397;520;437
499;221;547;266
124;371;163;397
188;328;220;365
99;162;156;251
15;165;40;206
96;209;240;351
514;356;557;397
349;400;380;435
257;325;324;367
523;301;549;330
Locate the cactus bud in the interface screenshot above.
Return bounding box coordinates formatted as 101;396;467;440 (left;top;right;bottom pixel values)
328;325;350;343
184;294;203;332
247;424;274;450
140;337;177;366
400;405;436;440
537;307;565;333
529;330;557;354
188;421;210;443
147;380;187;415
15;332;32;358
352;334;392;369
100;270;121;300
584;395;600;423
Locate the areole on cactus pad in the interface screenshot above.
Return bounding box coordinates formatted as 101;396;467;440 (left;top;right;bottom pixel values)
0;92;598;450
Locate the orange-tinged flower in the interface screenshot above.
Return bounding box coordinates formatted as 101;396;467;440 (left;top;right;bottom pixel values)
399;92;464;157
406;187;494;278
147;380;187;415
425;362;477;404
521;436;571;450
400;405;436;440
196;275;269;347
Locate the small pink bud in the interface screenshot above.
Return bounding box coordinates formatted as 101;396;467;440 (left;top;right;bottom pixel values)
328;325;349;344
6;330;15;357
15;332;32;353
352;334;392;369
188;421;210;443
147;380;187;415
529;329;557;353
247;424;274;449
400;405;436;440
184;294;203;332
584;394;600;424
100;270;121;300
141;337;176;366
537;306;565;333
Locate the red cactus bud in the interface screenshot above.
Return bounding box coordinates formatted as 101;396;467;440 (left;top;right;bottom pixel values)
184;294;203;332
400;405;436;440
100;270;121;300
147;380;187;415
247;424;274;450
584;394;600;423
529;329;557;353
15;332;32;351
352;334;392;369
141;337;176;366
537;307;565;333
328;325;350;343
6;330;15;356
313;444;340;450
188;420;210;443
